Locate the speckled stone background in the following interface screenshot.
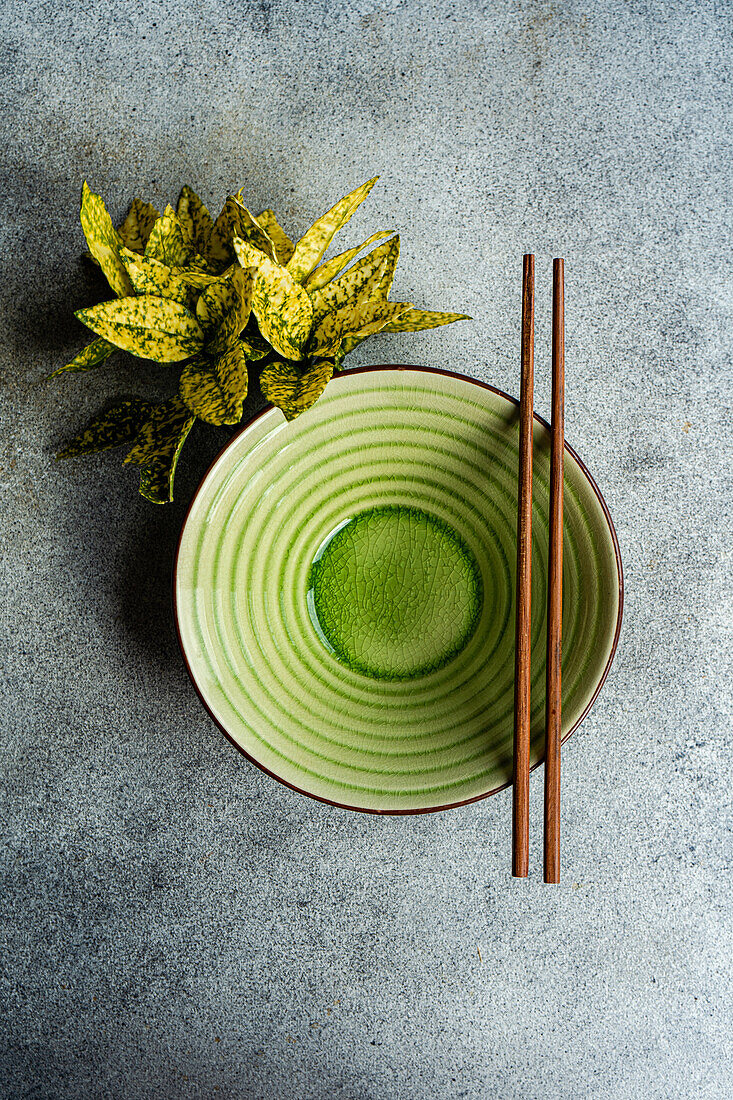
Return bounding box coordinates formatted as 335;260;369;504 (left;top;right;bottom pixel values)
1;1;731;1097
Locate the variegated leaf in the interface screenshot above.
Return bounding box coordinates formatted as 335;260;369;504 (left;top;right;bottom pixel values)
373;235;400;300
76;296;205;362
171;266;220;290
332;303;416;362
48;337;116;378
177;185;215;255
304;231;393;292
233;238;313;361
208;197;242;266
378;307;472;333
236;205;278;262
145;206;197;268
255;209;294;264
197;267;255;356
307;309;344;357
228;198;281;261
56;399;153;459
120;248;198;307
286;176;379;283
179;344;248;426
117;198;160;253
195;267;251;329
309;236;400;329
124;396;195;504
183;253;219;274
309;287;409;359
260;357;334;421
240;325;270;361
80;181;133;298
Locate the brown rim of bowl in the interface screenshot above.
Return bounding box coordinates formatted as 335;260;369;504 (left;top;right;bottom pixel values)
173;364;624;816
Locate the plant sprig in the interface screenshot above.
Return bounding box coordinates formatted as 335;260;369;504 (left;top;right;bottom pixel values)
55;177;470;502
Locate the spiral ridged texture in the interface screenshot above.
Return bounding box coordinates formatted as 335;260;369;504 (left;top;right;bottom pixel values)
176;368;621;813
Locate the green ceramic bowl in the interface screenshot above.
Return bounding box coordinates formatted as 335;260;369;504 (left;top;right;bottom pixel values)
174;366;622;814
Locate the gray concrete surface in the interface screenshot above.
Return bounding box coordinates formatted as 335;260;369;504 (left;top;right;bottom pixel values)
1;1;732;1097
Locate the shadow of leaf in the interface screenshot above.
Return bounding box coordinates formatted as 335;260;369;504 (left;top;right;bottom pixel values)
115;385;268;677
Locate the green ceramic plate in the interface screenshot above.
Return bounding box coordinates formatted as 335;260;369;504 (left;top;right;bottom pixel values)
175;366;622;814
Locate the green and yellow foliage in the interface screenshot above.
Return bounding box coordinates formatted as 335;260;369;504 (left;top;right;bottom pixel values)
56;178;470;501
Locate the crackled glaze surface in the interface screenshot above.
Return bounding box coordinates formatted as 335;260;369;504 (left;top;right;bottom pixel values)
307;505;483;681
175;368;621;813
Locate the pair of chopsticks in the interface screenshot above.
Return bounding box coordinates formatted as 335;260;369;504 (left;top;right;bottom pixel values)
512;254;565;884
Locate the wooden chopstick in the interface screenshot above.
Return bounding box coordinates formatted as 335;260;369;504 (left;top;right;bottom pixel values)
512;253;534;879
544;258;565;884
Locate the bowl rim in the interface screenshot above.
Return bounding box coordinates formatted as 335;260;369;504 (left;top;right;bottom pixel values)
173;364;624;815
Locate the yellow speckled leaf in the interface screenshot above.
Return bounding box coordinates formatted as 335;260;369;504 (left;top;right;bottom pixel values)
304;231;393;292
378;307;472;333
240;325;270;361
231;240;264;272
177;186;215;255
145;206;197;268
117;198;160;254
307;311;340;357
333;303;415;363
233;238;313;360
208;197;243;266
309;288;408;359
120;247;197;307
80;181;133;298
255;209;294;264
48;337;116;378
75;296;205;362
236;205;278;262
373;235;400;300
124;396;195;504
171;267;219;290
286;176;379;283
197;266;254;355
183;253;219;274
179;344;248;426
56;399;153;459
310;236;400;329
260;357;334;421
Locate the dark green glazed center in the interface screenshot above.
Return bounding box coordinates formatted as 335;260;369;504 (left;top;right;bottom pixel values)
307;505;483;680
